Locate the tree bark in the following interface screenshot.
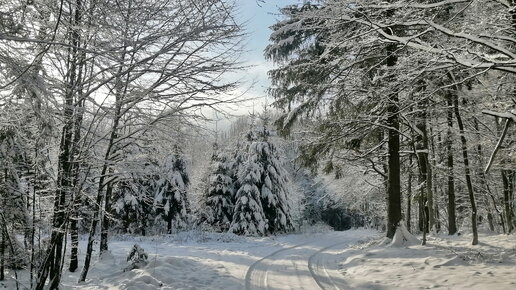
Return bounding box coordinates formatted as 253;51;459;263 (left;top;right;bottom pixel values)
446;93;457;235
0;226;4;282
453;93;479;245
79;162;110;282
0;176;4;282
416;98;434;234
100;173;115;253
36;0;85;287
407;156;412;232
502;170;514;233
385;44;401;238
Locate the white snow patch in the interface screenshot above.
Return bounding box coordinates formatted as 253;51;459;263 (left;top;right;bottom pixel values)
338;233;516;289
390;222;420;247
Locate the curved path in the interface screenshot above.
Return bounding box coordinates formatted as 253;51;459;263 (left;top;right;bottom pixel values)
245;232;371;290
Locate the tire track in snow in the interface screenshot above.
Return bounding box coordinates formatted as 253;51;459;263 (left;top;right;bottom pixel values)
308;241;349;290
245;242;309;290
245;233;373;290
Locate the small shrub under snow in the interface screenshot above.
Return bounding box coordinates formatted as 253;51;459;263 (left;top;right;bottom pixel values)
124;244;149;272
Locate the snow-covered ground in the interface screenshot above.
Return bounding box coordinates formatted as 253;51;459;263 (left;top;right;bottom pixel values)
59;228;376;289
1;229;516;290
338;232;516;290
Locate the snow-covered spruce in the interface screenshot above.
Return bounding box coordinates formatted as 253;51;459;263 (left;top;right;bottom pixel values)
255;128;294;234
202;147;235;231
155;146;190;234
230;124;294;235
112;157;158;236
230;162;268;236
113;175;155;235
123;244;149;272
228;140;248;193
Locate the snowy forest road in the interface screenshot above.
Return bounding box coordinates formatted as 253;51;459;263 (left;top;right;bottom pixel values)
245;233;371;290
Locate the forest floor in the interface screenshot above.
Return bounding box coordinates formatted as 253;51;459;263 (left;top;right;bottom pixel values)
1;228;515;289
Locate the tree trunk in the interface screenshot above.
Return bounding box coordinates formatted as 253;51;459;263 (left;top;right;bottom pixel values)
0;168;5;281
385;91;401;238
502;170;513;233
383;16;402;237
167;217;172;234
80;86;124;281
0;212;4;282
37;57;75;290
36;1;84;287
426;143;434;232
418;191;425;232
386;104;401;239
98;1;132;251
446;93;457;235
100;174;114;253
407;156;413;232
69;210;79;273
453;93;478;245
79;121;121;281
416;99;434;234
69;32;87;274
79;165;109;282
473;117;498;232
431;129;441;233
510;172;515;230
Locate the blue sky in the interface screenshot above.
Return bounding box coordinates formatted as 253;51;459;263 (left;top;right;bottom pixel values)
207;0;299;129
234;0;299;100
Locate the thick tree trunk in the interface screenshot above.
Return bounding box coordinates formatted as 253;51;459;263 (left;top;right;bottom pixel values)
453;94;479;245
383;17;402;238
386;96;401;239
446;94;457;235
69;210;79;272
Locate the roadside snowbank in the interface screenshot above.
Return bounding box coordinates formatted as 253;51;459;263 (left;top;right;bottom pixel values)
338;233;516;289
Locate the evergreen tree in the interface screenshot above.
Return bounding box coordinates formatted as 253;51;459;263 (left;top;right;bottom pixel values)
229;140;248;200
230;119;294;235
113;172;156;236
230;160;268;236
156;145;190;233
112;149;161;236
253;123;294;234
202;144;235;231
